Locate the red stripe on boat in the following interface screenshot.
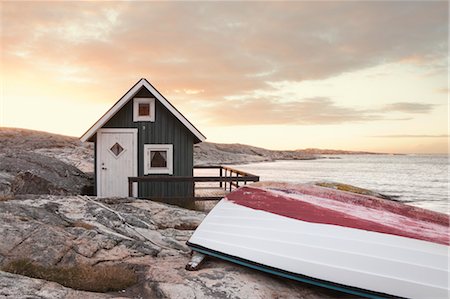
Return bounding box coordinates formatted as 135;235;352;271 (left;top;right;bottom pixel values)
226;186;449;245
272;184;449;226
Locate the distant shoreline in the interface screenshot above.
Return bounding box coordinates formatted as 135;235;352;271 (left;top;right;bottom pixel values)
193;142;387;166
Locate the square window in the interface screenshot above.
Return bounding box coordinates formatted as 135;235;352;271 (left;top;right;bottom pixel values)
133;98;155;122
138;103;150;116
144;144;173;174
150;151;167;168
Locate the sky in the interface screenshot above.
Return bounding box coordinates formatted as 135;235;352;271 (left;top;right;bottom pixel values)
0;1;448;154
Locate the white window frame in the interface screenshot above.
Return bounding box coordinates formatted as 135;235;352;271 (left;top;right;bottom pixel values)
133;98;155;122
144;144;173;175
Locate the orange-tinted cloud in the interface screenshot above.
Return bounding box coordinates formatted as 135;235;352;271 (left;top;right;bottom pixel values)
198;97;435;126
1;1;448;124
200;97;378;125
380;102;434;114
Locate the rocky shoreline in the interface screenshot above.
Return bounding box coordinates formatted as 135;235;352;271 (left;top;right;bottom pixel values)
0;195;356;299
0;128;367;298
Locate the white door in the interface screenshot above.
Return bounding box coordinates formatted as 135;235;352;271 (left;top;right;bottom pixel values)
97;129;137;197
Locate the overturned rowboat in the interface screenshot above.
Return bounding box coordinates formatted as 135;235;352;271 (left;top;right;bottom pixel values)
187;182;449;299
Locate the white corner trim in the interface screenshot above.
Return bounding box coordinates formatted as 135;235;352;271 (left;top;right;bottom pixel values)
80;78;206;142
133;98;155;122
143;144;173;175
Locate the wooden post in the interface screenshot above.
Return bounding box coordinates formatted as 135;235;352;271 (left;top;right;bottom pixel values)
128;179;133;197
219;167;223;188
224;169;227;191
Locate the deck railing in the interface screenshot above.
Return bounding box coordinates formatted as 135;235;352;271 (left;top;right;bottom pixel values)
128;165;259;200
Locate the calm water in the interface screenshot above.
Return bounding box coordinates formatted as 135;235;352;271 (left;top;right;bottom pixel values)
230;155;449;214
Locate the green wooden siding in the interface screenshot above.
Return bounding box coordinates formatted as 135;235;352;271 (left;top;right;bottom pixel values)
101;87;195;198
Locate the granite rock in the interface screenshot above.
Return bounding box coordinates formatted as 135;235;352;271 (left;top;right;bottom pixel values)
0;195;355;299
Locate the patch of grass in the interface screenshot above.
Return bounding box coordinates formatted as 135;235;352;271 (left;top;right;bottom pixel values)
72;220;95;230
0;195;15;201
316;182;372;195
2;259;138;293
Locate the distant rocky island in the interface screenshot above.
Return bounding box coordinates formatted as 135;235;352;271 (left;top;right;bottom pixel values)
295;148;379;155
195;141;378;166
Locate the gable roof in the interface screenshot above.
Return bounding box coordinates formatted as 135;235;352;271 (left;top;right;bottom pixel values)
80;78;206;143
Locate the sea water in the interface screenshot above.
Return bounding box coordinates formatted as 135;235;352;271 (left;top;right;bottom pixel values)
230;154;449;214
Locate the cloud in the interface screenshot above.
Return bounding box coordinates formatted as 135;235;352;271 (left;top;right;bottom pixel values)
2;1;447;97
369;134;449;138
198;97;436;126
201;97;379;126
1;1;447;128
380;102;434;114
435;88;449;94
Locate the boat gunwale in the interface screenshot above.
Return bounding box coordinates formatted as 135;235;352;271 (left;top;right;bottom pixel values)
195;227;447;272
187;241;405;299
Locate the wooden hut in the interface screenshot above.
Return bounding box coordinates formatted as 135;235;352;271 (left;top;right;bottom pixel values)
80;78;206;198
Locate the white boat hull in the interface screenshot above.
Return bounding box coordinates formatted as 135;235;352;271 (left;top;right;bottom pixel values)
188;185;449;299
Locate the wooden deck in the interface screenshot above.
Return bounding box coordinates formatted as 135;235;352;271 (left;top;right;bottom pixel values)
128;165;259;201
195;187;228;198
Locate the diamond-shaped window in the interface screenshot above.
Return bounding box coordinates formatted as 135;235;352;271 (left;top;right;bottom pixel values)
110;142;124;157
